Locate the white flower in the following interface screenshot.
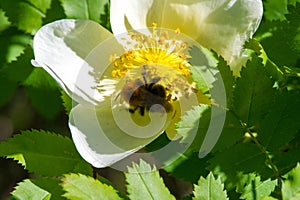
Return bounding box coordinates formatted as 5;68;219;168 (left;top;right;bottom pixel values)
32;0;263;168
110;0;263;75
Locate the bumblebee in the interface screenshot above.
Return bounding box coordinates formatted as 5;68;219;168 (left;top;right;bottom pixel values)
120;73;173;116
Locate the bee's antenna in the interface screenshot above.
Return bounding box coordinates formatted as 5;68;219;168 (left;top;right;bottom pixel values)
141;65;148;85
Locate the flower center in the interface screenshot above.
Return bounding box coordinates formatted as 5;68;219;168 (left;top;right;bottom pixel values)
112;64;197;118
110;23;191;78
109;24;199;119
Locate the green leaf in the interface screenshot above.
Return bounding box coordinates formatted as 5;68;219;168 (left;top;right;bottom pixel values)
1;45;33;83
193;172;228;200
24;68;63;120
24;67;59;89
239;176;277;200
0;33;32;106
145;132;171;152
126;160;176;200
284;3;300;59
0;28;32;64
211;111;244;153
60;0;109;23
32;178;64;200
259;3;300;67
61;173;122;200
189;46;219;93
176;104;232;157
43;0;66;24
182;104;243;160
0;0;52;34
272;144;300;176
260;197;278;200
0;130;92;176
289;0;300;6
61;90;73;115
177;105;208;144
11;179;51;200
25;85;63;119
245;39;285;83
282;163;300;200
258;90;300;151
26;87;62;120
95;175;128;200
99;1;111;31
233;55;275;127
207;143;268;189
178;105;211;153
213;56;235;109
263;0;288;21
0;9;11;32
164;151;210;183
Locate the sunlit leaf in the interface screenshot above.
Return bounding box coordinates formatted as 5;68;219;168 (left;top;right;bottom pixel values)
60;0;109;23
11;179;51;200
282;163;300;200
263;0;288;21
0;9;10;32
0;0;52;34
260;197;279;200
239;176;277;200
61;173;122;200
126;160;175;200
193;172;228;200
43;0;66;24
0;28;32;64
61;90;72;115
1;46;33;82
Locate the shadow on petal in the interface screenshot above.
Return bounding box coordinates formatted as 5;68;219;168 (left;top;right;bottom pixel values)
69;104;164;168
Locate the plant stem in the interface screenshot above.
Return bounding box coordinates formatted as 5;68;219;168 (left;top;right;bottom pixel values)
241;122;282;192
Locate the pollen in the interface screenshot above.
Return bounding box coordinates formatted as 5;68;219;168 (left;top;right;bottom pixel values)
111;24;192;79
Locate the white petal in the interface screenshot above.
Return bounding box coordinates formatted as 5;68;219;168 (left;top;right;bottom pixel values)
110;0;263;75
32;19;122;106
110;0;153;35
69;104;166;168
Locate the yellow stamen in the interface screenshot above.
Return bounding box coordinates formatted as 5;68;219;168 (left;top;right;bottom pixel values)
151;22;157;28
111;25;191;79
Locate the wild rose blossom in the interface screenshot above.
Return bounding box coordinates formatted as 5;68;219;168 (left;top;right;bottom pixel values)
32;0;263;168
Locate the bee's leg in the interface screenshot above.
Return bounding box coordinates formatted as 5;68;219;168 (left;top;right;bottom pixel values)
129;107;138;113
139;107;145;116
129;108;135;113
